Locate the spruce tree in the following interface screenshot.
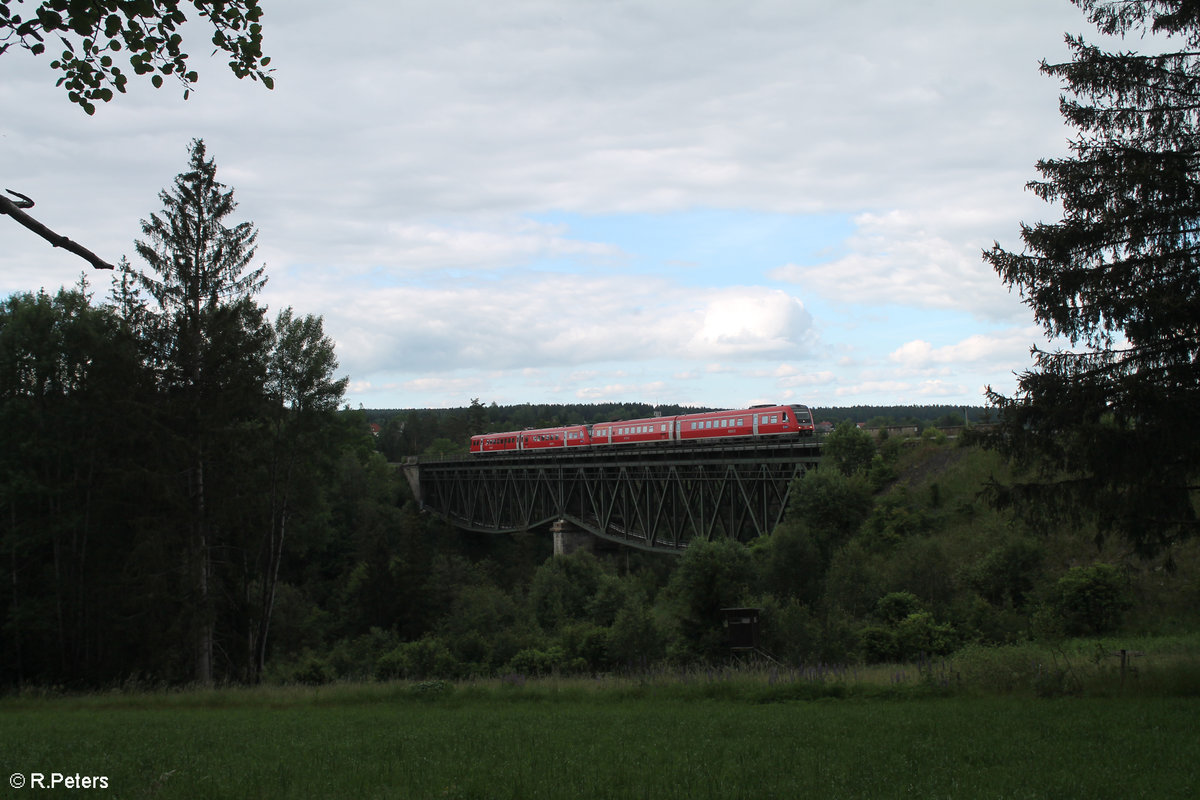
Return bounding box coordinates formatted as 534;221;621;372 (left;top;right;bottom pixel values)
125;138;269;684
985;0;1200;555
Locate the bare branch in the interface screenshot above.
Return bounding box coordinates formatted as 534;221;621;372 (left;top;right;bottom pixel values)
1;189;115;270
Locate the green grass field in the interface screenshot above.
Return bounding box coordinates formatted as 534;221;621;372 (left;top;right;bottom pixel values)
2;679;1197;799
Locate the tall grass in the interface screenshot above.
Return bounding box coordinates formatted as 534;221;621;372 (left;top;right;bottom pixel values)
2;690;1197;798
4;638;1198;797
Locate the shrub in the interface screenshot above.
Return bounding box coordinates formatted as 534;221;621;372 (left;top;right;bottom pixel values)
968;540;1044;609
268;651;336;685
859;625;899;663
607;602;663;669
895;611;957;658
823;420;876;475
506;646;579;676
875;592;922;625
377;637;459;680
1050;563;1133;636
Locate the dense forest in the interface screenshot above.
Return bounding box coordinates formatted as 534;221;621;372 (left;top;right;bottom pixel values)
7;328;1197;688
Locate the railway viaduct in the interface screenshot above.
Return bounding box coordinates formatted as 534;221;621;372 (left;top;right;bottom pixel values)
401;439;822;553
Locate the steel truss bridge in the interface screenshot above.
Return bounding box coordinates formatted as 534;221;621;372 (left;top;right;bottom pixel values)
403;440;821;552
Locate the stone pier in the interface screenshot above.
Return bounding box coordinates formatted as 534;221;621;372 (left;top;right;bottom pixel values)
551;519;593;556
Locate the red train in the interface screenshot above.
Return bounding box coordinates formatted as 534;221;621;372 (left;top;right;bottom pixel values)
469;404;814;454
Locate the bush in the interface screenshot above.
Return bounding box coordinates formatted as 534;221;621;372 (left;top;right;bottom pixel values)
859;626;899;663
968;540;1044;610
1050;563;1133;636
875;592;922;625
895;611;957;658
823;420;876;475
377;637;459;680
506;646;582;676
607;602;663;669
268;651;336;685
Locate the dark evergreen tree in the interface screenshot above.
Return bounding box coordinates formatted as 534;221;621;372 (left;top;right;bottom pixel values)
984;0;1200;555
120;138;270;684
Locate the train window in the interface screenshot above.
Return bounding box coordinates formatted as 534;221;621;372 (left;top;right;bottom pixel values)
737;418;744;426
771;415;778;423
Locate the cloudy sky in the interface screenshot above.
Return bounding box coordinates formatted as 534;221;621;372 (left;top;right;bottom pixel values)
2;1;1104;411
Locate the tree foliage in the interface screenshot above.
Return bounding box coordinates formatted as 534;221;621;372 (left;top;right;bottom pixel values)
984;0;1200;555
0;0;273;114
822;419;876;476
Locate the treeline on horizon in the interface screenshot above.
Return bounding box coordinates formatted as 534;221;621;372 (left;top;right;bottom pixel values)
369;401;991;461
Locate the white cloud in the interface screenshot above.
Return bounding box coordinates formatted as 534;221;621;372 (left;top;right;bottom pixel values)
769;208;1034;320
888;328;1045;370
689;290;814;357
312;277;818;381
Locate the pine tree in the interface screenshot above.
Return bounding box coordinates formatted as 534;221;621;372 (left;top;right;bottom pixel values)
125;138;270;684
984;0;1200;555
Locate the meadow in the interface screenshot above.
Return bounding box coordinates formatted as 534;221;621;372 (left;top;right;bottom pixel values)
4;642;1199;800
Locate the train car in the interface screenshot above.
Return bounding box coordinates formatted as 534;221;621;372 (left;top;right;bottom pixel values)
470;430;524;454
675;408;754;441
470;425;592;454
677;404;814;442
590;416;677;446
521;425;592;450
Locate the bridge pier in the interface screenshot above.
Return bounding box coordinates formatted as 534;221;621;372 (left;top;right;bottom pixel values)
551;519;593;557
400;458;421;504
